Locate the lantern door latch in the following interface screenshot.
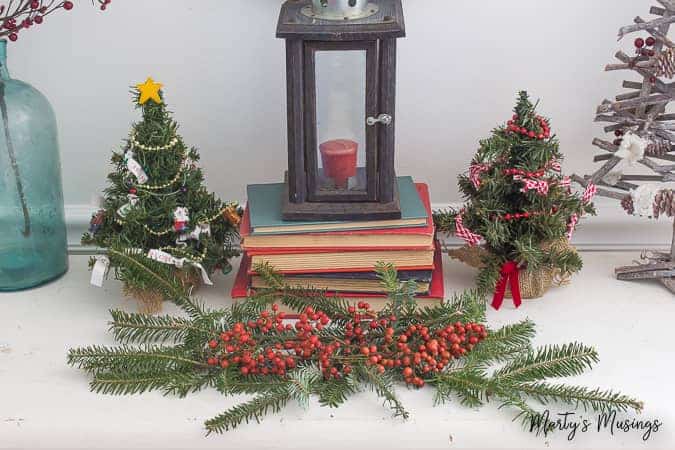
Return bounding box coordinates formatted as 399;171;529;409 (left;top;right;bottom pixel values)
366;114;392;126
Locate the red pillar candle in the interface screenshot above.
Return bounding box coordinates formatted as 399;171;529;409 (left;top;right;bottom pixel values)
319;139;358;189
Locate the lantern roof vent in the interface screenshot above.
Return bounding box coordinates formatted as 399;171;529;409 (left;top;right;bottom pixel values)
277;0;404;41
303;0;379;21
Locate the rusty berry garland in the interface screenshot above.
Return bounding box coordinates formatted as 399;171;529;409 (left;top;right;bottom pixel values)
202;302;487;388
67;258;642;435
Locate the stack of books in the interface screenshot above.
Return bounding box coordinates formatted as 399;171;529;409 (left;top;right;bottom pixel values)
232;177;444;311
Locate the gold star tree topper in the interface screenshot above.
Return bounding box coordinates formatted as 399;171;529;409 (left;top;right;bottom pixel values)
136;77;163;105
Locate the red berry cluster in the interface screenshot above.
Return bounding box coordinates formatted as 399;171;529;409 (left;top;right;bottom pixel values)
380;321;487;387
613;129;626;147
634;36;657;56
0;0;110;42
505;114;551;141
203;303;488;387
206;305;298;376
501;211;533;222
491;206;562;223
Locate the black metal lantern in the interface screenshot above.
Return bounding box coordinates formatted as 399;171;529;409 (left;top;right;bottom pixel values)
277;0;405;221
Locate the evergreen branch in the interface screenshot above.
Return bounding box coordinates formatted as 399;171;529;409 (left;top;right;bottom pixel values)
432;208;459;234
215;373;292;396
375;262;418;316
432;368;489;407
513;238;545;271
204;390;292;434
356;366;409;420
287;364;322;409
108;310;197;344
515;381;644;413
88;370;212;396
254;262;352;318
67;345;208;374
494;390;543;429
476;259;503;296
315;374;362;409
493;343;599;384
485;320;536;349
68;262;644;435
464;320;535;367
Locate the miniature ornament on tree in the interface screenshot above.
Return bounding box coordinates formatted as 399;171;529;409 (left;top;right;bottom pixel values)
435;91;595;308
173;207;190;232
574;4;675;292
82;78;242;313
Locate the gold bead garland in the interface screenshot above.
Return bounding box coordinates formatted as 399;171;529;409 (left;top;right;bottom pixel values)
160;245;209;263
115;204;239;237
135;165;185;191
130;131;179;152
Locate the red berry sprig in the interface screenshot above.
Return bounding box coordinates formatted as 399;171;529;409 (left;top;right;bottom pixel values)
634;36;656;57
500;211;532;222
503;167;546;179
505;114;550;141
203;303;488;387
491;205;563;223
0;0;111;42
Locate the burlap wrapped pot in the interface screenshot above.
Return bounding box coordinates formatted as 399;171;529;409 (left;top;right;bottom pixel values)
448;240;574;299
122;269;202;314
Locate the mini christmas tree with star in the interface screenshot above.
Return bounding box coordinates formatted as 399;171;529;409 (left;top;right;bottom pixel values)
82;78;242;313
434;92;596;309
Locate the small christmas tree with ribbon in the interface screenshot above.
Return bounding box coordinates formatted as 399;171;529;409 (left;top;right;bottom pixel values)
82;78;242;313
435;91;596;309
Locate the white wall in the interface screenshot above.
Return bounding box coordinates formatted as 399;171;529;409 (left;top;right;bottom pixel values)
10;0;675;248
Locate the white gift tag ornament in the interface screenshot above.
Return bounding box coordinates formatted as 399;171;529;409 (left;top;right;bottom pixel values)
173;207;190;232
116;194;139;219
183;157;196;170
177;223;211;244
90;256;110;287
124;151;149;184
146;249;213;286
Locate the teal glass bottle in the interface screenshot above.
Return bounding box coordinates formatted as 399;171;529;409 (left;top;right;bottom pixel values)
0;40;68;290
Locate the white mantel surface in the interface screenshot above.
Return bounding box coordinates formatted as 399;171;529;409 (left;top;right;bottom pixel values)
0;253;674;449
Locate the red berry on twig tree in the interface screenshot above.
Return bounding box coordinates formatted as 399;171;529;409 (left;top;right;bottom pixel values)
0;0;111;42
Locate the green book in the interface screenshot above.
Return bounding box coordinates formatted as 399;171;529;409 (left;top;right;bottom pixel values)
247;176;427;235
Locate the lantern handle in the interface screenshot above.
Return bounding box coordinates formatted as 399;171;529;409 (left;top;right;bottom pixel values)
366;113;392;126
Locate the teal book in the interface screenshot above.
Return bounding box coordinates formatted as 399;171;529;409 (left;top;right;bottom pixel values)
246;176;427;235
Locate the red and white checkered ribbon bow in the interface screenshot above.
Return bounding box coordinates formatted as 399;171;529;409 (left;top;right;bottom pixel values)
549;160;562;173
455;213;483;247
469;163;490;189
559;176;571;189
566;213;579;241
582;183;597;204
514;175;550;195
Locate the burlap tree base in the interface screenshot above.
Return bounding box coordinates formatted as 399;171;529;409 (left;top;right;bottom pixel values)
122;269;202;314
448;240;574;299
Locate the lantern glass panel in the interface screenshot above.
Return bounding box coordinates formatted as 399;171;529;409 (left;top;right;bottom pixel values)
315;50;368;194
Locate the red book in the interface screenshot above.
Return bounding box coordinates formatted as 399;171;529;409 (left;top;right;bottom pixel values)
231;242;445;309
241;184;434;254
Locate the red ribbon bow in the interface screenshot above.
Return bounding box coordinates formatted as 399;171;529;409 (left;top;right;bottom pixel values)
491;261;522;310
